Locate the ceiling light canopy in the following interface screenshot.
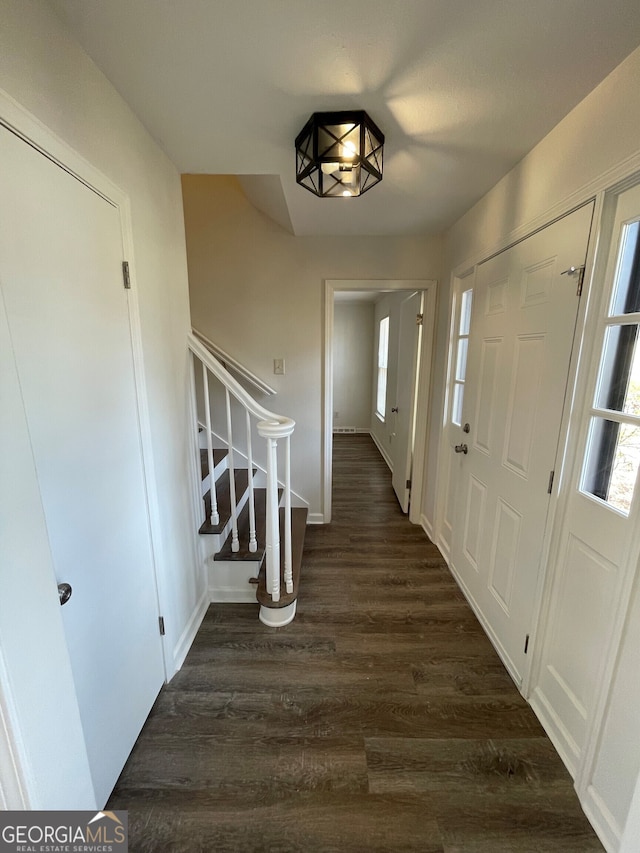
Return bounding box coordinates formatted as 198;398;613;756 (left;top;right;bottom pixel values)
295;111;384;198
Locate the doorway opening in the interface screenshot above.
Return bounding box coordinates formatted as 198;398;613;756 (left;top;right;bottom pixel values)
323;279;437;524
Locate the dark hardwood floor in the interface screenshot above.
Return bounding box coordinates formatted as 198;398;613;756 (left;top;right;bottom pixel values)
108;434;604;852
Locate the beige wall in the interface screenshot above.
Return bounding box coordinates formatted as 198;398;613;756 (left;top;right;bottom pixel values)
0;0;199;804
333;302;375;431
183;174;443;517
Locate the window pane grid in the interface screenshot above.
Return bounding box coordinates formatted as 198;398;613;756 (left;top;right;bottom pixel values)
580;217;640;514
376;316;390;419
588;407;640;428
450;288;473;427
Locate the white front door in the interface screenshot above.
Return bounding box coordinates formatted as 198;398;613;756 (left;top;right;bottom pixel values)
391;291;423;512
0;125;165;805
450;203;594;685
533;183;640;808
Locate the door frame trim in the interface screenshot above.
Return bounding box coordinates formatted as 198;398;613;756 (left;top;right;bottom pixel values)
323;279;437;524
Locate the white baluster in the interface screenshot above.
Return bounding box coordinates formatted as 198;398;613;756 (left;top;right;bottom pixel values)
246;410;257;553
225;388;239;552
202;362;219;525
265;435;280;602
284;434;293;594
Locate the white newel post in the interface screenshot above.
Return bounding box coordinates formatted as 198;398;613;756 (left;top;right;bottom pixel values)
257;419;295;603
225;388;239;552
202;362;219;525
266;435;280;602
284;434;293;594
245;409;257;553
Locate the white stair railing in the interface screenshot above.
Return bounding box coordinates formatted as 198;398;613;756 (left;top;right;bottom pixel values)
202;362;219;525
189;333;295;604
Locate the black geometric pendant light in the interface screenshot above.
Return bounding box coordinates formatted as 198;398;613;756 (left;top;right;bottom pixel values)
295;110;384;198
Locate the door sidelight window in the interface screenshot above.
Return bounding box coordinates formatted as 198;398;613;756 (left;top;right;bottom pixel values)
582;217;640;514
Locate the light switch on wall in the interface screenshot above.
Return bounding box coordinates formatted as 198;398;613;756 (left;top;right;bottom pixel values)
273;358;285;375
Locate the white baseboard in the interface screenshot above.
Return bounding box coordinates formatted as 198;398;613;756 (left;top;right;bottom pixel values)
582;784;621;853
436;533;451;565
307;512;325;524
210;587;258;603
370;431;393;471
529;686;580;779
170;586;209;678
420;513;434;542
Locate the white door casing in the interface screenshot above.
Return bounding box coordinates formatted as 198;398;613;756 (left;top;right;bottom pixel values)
450;203;594;686
323;280;436;525
391;291;423;512
0;124;165;805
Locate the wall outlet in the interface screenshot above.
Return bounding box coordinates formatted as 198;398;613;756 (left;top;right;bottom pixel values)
273;358;285;375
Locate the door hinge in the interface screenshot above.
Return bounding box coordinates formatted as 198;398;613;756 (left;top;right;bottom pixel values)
406;479;411;489
547;470;555;494
122;260;131;290
416;313;423;326
524;634;530;654
159;616;165;636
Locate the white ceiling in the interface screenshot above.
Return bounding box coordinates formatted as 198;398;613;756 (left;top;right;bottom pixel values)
49;0;640;237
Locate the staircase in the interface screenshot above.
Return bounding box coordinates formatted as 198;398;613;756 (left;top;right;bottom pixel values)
189;332;308;626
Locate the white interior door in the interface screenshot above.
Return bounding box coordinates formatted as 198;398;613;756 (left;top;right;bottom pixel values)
0;125;165;805
532;183;640;825
450;203;594;685
391;291;422;512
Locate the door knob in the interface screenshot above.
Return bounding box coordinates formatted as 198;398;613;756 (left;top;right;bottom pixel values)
454;443;468;454
58;582;72;606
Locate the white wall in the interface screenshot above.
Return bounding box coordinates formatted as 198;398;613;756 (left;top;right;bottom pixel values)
430;43;640;851
183;174;443;518
0;0;200;804
333;302;374;431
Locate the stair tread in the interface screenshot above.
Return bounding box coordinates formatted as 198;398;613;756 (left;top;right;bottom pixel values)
199;467;251;535
199;448;228;481
214;487;283;561
257;506;308;609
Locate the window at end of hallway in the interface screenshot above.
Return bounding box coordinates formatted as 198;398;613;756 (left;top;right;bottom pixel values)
376;315;389;421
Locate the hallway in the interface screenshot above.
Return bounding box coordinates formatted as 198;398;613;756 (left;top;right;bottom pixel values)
108;434;603;851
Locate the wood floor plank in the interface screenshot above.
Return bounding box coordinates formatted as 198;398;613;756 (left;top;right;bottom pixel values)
108;434;603;852
107;790;445;853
